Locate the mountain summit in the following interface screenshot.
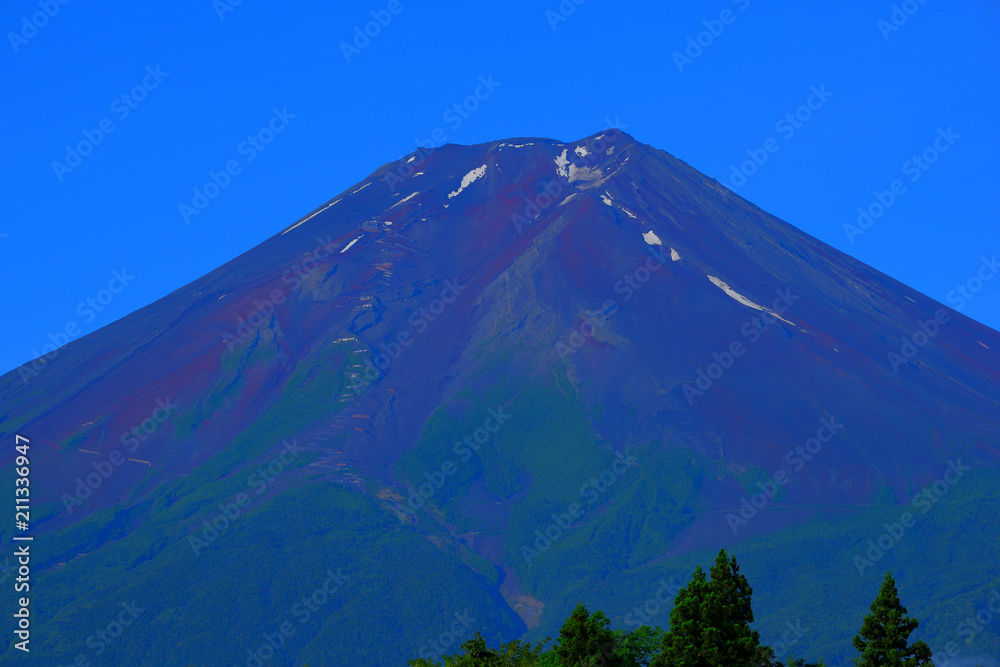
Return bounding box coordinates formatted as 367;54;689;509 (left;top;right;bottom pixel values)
2;131;998;666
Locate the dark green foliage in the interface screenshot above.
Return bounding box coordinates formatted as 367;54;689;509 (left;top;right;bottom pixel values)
778;659;826;667
612;624;665;667
654;549;764;667
406;610;665;666
852;572;933;667
554;603;624;666
405;557;945;667
706;549;763;665
407;631;550;666
655;565;712;666
0;482;527;666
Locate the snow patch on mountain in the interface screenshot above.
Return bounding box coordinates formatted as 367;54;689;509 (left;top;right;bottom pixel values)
391;192;419;208
448;165;488;199
554;148;613;188
281;198;342;235
555;149;570;178
707;276;794;325
569;164;602;183
341;236;363;253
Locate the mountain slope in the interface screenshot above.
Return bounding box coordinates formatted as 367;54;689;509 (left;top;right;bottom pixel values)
1;130;998;666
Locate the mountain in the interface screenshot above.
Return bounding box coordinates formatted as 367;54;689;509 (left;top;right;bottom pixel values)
1;130;998;666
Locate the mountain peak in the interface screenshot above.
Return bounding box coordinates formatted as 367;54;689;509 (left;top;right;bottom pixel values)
3;130;998;667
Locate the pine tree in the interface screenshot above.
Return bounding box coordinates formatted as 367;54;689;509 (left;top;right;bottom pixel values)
654;564;711;666
462;631;500;666
852;572;933;667
705;548;762;665
555;603;624;667
654;549;765;667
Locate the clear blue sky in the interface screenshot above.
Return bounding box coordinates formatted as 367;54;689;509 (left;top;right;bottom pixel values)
1;0;997;376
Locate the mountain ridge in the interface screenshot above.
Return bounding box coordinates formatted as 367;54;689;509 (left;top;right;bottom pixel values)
1;130;998;666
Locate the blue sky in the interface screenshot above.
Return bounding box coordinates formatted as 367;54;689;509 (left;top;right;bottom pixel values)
1;0;997;375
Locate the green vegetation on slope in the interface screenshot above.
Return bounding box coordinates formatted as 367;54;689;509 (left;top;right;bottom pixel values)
409;550;945;667
0;482;526;667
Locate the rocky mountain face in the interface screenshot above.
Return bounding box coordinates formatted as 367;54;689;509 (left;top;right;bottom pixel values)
1;130;997;666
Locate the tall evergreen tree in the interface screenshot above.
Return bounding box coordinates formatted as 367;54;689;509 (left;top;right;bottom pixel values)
852;572;933;667
463;631;501;666
655;565;712;666
705;548;762;665
654;549;766;667
555;603;624;667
